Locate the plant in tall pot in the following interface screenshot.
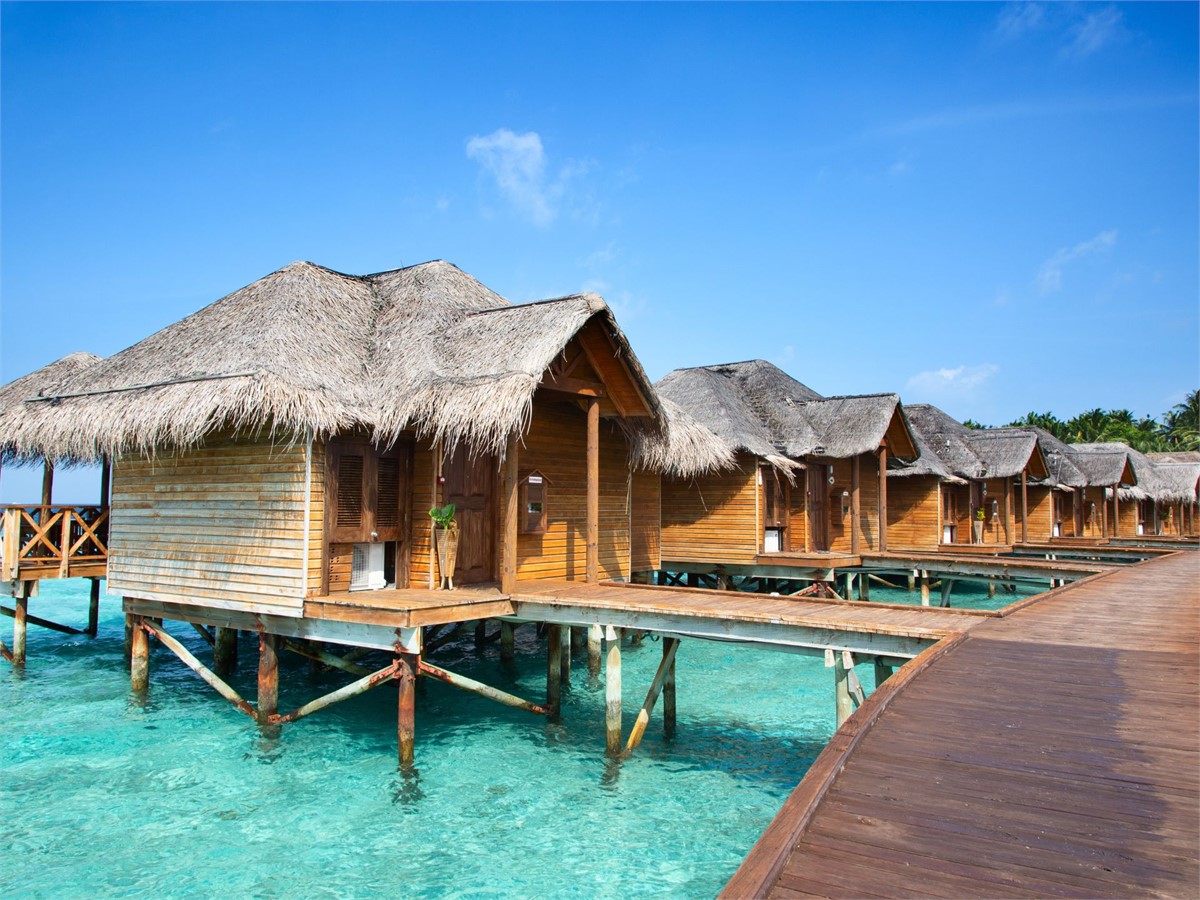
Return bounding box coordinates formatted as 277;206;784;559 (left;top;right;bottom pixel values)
972;506;985;544
430;503;458;590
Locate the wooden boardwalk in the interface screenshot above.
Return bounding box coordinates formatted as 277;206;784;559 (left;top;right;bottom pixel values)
723;550;1200;898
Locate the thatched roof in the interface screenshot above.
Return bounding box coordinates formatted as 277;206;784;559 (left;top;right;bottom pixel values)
1018;427;1088;488
1149;463;1200;503
887;425;966;483
655;360;916;472
0;261;728;477
0;352;103;466
1068;443;1138;488
903;404;1045;481
1148;450;1200;464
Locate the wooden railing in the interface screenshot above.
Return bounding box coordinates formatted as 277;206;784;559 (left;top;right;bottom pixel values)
0;505;109;581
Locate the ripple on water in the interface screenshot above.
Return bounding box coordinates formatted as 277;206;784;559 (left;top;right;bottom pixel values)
2;578;853;898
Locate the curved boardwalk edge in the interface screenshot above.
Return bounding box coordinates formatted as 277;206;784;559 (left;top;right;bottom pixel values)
723;551;1200;899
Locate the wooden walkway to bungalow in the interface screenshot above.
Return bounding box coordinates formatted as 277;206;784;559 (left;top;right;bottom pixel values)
723;550;1200;898
307;579;991;661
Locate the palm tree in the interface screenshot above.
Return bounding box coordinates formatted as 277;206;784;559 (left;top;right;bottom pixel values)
1163;390;1200;450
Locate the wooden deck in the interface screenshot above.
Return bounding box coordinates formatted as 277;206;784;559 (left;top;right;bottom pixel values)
304;584;511;628
723;550;1200;898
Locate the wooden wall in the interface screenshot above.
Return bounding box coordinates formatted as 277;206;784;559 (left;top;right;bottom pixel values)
823;454;881;553
408;442;437;588
1081;486;1106;537
514;396;630;581
886;475;940;552
662;453;759;564
1025;485;1055;543
630;469;661;573
109;433;308;616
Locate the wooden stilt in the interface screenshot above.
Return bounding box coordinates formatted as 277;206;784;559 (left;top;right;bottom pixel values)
130;615;149;693
124;611;134;663
987;580;997;599
546;624;562;714
907;572;916;592
500;621;515;661
843;572;854;600
397;653;416;771
624;637;680;754
834;651;854;728
41;460;54;507
257;632;279;723
141;619;256;718
605;625;622;756
474;620;487;650
663;638;677;739
587;623;602;677
560;632;571;685
859;574;870;601
941;579;954;608
874;656;892;687
418;660;547;715
12;594;28;666
920;571;930;606
87;578;101;637
213;626;238;676
570;625;586;653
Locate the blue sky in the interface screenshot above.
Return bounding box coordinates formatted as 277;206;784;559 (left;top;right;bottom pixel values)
2;1;1197;501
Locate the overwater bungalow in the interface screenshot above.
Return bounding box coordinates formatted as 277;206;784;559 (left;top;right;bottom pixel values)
653;360;917;575
0;260;730;752
1147;452;1200;536
895;405;1048;550
1064;443;1138;539
1015;427;1089;542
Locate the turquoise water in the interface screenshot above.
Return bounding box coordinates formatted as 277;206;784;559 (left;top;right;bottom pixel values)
839;579;1043;611
2;579;880;899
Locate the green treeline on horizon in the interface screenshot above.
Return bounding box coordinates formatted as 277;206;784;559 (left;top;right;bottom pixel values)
963;390;1200;454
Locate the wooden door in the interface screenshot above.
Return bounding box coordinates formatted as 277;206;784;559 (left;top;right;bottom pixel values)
443;446;496;585
809;464;830;552
942;487;961;542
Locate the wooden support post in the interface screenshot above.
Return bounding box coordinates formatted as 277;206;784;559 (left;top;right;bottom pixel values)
571;625;586;652
843;572;854;600
500;433;519;594
624;637;680;755
586;397;600;584
12;594;28;666
124;611;134;663
906;571;916;592
560;630;572;684
397;653;416;771
988;579;997;598
99;456;111;506
257;632;279;723
546;624;562;714
919;571;930;606
141;619;256;718
41;460;54;507
274;660;402;724
1112;483;1120;538
214;627;238;676
500;621;515;662
604;625;622;756
474;620;487;650
587;623;602;677
663;637;677;739
1;604;85;636
282;638;370;676
1004;479;1014;544
1020;470;1029;544
877;444;888;552
87;578;101;637
130;615;149;693
834;651;854;728
850;454;861;554
859;573;870;601
941;579;954;608
874;657;892;687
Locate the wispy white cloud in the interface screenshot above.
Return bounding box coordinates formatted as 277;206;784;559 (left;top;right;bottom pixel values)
994;2;1047;42
466;128;586;226
906;363;1000;402
1064;6;1127;59
1035;229;1117;294
992;2;1127;59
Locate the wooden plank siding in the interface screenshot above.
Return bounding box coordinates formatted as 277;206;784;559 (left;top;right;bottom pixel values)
407;442;437;589
662;453;760;564
1081;486;1107;537
1024;484;1055;543
630;468;661;573
108;434;309;616
515;396;631;581
821;454;880;553
886;474;941;552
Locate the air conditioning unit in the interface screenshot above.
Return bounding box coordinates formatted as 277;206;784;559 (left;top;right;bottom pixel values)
349;542;387;591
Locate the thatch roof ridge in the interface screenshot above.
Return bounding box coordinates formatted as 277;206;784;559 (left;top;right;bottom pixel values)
1;261;728;477
901;403;987;479
1068;443;1137;487
1015;426;1088;487
1149;463;1200;503
1148;450;1200;464
958;427;1044;480
0;352;104;465
655;366;784;465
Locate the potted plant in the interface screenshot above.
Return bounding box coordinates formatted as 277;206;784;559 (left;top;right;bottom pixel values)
429;503;458;589
972;507;985;544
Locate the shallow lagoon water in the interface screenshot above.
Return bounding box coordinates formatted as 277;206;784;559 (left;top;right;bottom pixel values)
0;578;905;899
